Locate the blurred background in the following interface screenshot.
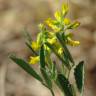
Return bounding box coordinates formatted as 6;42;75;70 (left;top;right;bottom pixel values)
0;0;96;96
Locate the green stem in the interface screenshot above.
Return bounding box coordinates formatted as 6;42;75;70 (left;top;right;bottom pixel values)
50;89;55;96
67;69;70;79
62;64;64;75
71;84;76;96
42;82;55;96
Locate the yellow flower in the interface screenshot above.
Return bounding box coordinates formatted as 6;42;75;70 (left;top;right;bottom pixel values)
62;3;68;16
31;41;40;51
54;4;69;20
64;18;70;25
48;32;55;38
44;45;50;52
54;11;61;21
37;33;42;46
47;37;57;45
29;56;40;64
58;48;63;55
67;37;80;47
45;18;60;32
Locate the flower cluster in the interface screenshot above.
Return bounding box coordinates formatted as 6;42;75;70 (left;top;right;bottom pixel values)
10;3;84;96
29;4;80;65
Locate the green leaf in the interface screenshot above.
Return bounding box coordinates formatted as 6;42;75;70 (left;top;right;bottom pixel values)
23;29;32;44
51;61;57;80
45;42;70;69
56;32;74;65
63;51;70;66
40;45;45;68
40;68;52;89
25;42;38;56
37;32;43;46
57;74;74;96
74;61;84;93
9;55;43;82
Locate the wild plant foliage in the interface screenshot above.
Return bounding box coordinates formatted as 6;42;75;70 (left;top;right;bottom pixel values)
10;3;84;96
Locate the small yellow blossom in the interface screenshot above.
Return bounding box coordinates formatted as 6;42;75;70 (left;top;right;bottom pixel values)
62;3;68;16
44;45;50;52
45;18;61;32
29;56;40;64
37;33;42;46
67;37;80;47
54;11;61;21
64;18;70;25
47;37;57;45
58;48;63;55
31;41;40;51
45;18;56;28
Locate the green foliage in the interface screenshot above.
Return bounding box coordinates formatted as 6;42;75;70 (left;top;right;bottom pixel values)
40;68;52;89
9;3;84;96
40;45;46;68
56;32;74;65
57;74;74;96
74;61;84;93
9;55;43;82
45;42;68;66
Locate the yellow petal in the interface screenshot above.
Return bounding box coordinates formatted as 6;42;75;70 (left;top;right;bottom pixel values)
62;3;68;16
31;41;40;51
29;56;40;64
45;18;53;25
45;18;60;32
58;48;63;55
67;38;80;46
47;37;57;45
54;11;61;21
46;18;55;28
37;33;42;45
64;18;70;25
44;45;50;52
